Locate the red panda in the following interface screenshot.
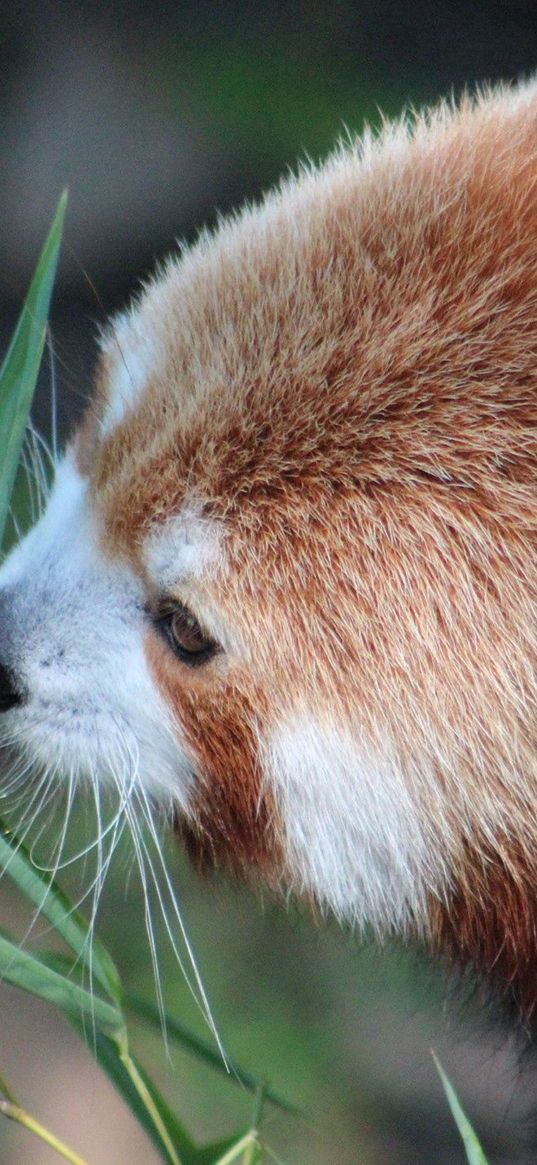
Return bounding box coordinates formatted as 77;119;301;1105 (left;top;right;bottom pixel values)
2;80;537;1020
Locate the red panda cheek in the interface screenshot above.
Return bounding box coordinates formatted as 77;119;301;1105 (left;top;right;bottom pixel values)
145;633;282;878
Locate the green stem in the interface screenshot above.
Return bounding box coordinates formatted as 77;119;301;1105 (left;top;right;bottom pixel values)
0;1098;91;1165
241;1082;265;1165
119;1048;183;1165
215;1131;259;1165
0;1071;16;1103
242;1132;262;1165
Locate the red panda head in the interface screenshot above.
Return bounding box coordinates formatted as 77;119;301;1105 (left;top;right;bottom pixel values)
3;81;537;1015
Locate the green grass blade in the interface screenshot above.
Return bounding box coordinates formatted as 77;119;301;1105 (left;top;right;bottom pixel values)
126;994;297;1115
0;821;121;1001
191;1133;250;1165
0;190;67;549
0;1071;16;1103
6;950;199;1165
119;1048;186;1165
73;1026;198;1165
0;928;123;1040
206;1132;259;1165
0;1095;92;1165
432;1052;490;1165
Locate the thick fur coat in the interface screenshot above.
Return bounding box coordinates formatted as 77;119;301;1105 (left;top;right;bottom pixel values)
2;81;537;1016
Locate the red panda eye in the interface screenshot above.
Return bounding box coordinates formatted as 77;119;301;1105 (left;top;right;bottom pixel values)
155;602;219;667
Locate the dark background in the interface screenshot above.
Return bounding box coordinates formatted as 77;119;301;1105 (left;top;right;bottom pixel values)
2;4;537;1163
4;1;537;441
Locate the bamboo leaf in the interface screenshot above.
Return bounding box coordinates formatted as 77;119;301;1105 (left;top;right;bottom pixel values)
0;821;121;1001
0;929;123;1040
72;1025;198;1165
191;1133;250;1165
432;1052;490;1165
0;1095;92;1165
119;1047;185;1165
0;191;67;548
0;1070;16;1104
127;994;296;1115
208;1132;259;1165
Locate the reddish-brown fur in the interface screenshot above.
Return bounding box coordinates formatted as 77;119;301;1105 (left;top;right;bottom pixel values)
77;85;537;1016
146;633;278;876
430;840;537;1017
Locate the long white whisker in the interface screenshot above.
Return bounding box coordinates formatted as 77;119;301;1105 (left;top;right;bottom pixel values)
133;783;228;1066
31;788;128;873
122;797;170;1049
29;765;73;869
28;418;56;474
8;767;76;954
25;429;48;516
46;326;59;467
6;505;22;544
0;746;44;797
1;762;57;849
19;445;37;525
102;719;171;1041
0;762;78;981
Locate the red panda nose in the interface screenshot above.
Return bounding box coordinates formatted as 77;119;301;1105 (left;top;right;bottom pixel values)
0;662;23;712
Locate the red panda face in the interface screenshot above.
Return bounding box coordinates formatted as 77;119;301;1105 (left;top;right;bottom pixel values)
4;81;537;1013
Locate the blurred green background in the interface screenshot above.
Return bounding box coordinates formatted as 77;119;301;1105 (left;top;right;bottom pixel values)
3;3;537;1162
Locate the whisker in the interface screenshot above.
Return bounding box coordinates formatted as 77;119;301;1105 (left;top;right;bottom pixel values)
27;421;56;482
31;785;129;873
0;691;227;1071
134;783;228;1066
6;505;22;544
7;767;75;955
25;428;49;514
122;796;170;1049
1;758;56;836
46;326;59;467
19;445;37;525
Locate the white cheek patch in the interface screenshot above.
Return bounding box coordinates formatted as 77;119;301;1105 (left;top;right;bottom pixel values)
263;715;443;935
143;503;224;588
99;310;160;435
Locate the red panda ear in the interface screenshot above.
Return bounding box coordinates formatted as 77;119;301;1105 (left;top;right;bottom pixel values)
96;309;162;436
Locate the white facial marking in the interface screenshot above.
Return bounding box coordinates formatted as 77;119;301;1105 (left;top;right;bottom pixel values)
0;453;191;808
263;715;442;934
143;508;239;657
0;456;83;590
143;503;224;589
100;310;160;434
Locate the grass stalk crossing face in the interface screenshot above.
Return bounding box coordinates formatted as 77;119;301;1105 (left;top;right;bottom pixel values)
0;190;67;550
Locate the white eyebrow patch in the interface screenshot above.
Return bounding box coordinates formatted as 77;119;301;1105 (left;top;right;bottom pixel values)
143;502;224;590
100;310;161;434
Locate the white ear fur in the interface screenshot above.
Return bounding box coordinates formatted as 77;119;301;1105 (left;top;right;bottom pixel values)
263;715;443;933
99;310;161;434
0;454;86;589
